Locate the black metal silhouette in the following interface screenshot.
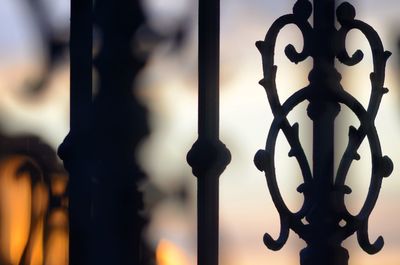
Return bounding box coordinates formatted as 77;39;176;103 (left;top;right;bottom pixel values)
59;0;151;264
187;0;231;265
58;1;92;264
254;1;393;265
91;1;149;264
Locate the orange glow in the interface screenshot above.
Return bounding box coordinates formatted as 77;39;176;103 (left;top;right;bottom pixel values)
0;156;32;264
27;219;44;265
26;183;49;265
50;175;68;196
0;155;69;265
45;210;69;265
156;239;189;265
45;175;69;265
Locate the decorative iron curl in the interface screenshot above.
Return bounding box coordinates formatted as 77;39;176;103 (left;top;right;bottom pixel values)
254;0;392;257
334;2;393;254
335;88;392;254
254;87;315;250
254;0;314;250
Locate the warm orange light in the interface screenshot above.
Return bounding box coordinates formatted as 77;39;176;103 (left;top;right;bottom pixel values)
45;174;69;265
156;239;189;265
27;183;49;265
27;219;44;265
0;156;32;264
45;210;68;265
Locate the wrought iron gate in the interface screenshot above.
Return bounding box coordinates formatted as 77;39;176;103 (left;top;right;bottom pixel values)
60;0;392;265
187;0;392;265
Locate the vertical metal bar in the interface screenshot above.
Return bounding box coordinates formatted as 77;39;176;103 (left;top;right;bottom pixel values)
91;0;149;264
70;0;92;133
198;0;220;264
198;0;220;140
189;1;231;265
310;0;337;201
304;0;343;264
64;1;151;264
313;0;335;64
197;176;219;265
68;0;93;264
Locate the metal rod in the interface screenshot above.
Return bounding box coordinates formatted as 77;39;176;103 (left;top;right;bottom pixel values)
70;0;92;133
195;1;228;265
198;173;219;265
313;0;335;64
198;0;220;257
91;0;148;264
68;0;93;264
310;0;337;203
305;0;344;264
198;0;220;140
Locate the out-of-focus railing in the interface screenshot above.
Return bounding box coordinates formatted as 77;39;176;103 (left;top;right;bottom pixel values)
0;134;68;265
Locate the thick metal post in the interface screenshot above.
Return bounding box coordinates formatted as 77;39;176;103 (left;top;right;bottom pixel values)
302;0;346;264
198;2;220;265
198;0;219;139
187;0;231;265
91;0;149;264
60;1;93;264
70;1;92;134
60;1;150;264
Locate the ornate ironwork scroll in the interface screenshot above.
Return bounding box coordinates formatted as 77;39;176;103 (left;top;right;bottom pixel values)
254;1;393;264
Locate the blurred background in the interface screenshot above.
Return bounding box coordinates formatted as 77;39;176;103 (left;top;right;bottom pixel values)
0;0;399;265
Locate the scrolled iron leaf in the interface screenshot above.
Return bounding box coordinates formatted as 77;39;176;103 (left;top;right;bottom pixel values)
357;220;384;254
353;152;361;161
256;40;267;53
258;78;267;87
285;44;308;64
263;215;290;251
336;185;352;195
348;126;361;142
296;183;308;193
337;49;364;66
288;123;300;157
293;0;312;20
337;2;356;24
380;155;393;178
383;51;392;61
254;149;268;172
